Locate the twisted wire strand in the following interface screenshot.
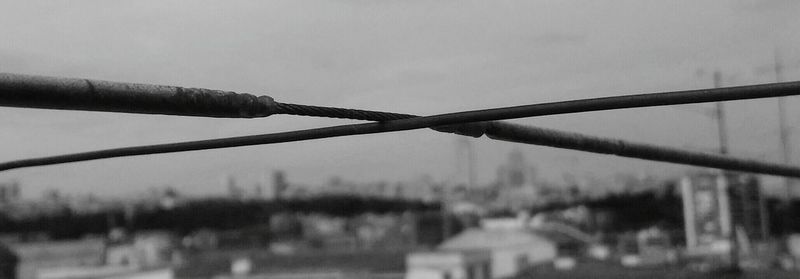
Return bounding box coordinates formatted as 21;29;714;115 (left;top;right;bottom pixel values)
274;102;416;121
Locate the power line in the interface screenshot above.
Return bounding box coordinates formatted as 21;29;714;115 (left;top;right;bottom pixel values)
485;122;800;177
3;72;800;126
0;73;277;118
3;102;800;178
3;73;800;178
713;71;729;155
0;73;416;122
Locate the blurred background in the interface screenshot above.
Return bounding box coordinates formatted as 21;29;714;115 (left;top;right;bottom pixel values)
1;1;800;278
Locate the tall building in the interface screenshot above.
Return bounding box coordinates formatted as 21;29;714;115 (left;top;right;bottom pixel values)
271;171;288;200
0;180;21;204
493;150;541;210
496;150;537;188
725;173;768;241
225;175;243;200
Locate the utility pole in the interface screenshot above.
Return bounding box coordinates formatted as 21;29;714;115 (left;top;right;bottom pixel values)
466;139;477;189
753;48;798;235
443;138;472;242
774;50;794;235
714;71;729;155
713;71;739;272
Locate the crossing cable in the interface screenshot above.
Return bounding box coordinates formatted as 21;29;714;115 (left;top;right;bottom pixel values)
2;110;800;177
2;74;800;176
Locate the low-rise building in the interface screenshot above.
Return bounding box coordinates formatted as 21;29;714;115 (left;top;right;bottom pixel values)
106;231;178;268
175;249;407;279
36;266;173;279
438;228;557;278
0;242;18;279
8;238;106;279
405;250;491;279
2;234;177;279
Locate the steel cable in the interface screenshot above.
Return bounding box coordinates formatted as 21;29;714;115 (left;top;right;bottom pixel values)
3;104;800;178
3;72;800;177
3;72;800;127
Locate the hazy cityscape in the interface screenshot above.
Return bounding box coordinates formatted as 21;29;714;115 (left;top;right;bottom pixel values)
2;1;800;279
1;149;799;278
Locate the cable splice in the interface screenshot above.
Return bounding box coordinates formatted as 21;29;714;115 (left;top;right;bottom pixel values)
274;102;489;137
274;102;415;121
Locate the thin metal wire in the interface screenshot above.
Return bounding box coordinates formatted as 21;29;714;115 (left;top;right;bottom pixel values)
273;102;415;121
3;106;800;178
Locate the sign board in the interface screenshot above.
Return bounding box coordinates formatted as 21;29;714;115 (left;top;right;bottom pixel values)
681;172;732;254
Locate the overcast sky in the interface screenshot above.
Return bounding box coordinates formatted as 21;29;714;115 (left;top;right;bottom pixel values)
2;0;800;198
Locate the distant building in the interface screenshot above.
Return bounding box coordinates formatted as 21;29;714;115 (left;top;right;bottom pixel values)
225;176;243;200
36;266;173;279
438;228;557;278
511;259;800;279
496;150;536;189
725;173;768;241
66;194;108;215
182;229;219;250
7;238;106;279
0;242;18;279
0;181;21;204
270;171;289;200
494;150;540;210
106;231;178;269
493;186;539;211
1;233;177;279
175;249;407;279
617;227;678;266
405;250;491;279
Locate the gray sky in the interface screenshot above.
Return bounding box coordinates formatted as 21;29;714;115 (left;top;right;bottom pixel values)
2;0;800;198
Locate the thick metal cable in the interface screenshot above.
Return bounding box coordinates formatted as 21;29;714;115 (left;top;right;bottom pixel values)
486;122;800;177
0;73;277;118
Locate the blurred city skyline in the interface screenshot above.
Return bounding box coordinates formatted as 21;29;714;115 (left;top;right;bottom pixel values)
2;0;800;197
